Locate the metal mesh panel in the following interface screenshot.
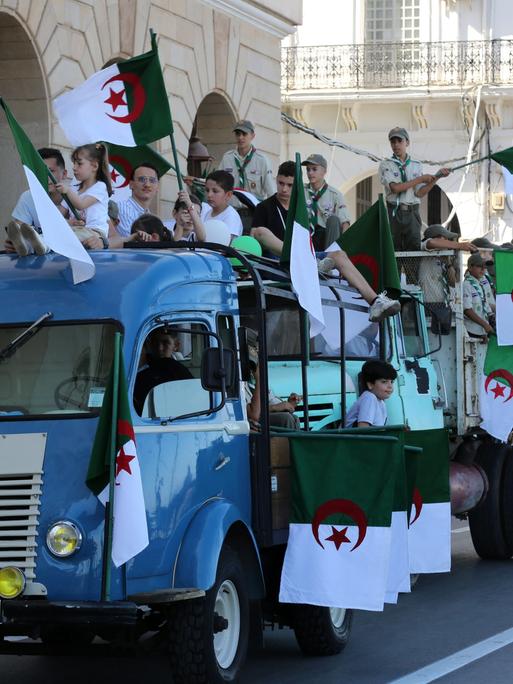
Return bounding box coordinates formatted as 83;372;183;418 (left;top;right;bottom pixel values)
396;250;459;306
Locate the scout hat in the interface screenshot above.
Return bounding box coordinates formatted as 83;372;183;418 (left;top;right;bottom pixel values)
233;120;254;134
471;236;496;249
467;253;487;267
388;127;409;141
301;153;327;169
424;224;458;240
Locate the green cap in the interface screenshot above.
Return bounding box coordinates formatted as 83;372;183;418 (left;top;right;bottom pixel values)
388;127;409;141
301;154;327;169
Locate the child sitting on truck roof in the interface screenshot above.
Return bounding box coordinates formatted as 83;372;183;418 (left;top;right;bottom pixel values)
344;360;397;428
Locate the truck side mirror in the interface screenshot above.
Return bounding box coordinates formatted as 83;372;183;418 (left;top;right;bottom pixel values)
201;347;235;392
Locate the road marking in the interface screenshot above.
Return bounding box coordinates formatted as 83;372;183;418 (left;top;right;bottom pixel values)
389;626;513;683
451;526;470;534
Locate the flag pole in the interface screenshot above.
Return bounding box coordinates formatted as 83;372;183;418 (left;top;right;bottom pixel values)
149;28;184;192
45;168;82;221
101;331;121;602
447;155;489;173
378;194;386;361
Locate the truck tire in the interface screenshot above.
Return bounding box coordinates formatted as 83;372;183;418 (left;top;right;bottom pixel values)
168;545;250;684
468;439;512;560
291;605;353;656
500;446;513;554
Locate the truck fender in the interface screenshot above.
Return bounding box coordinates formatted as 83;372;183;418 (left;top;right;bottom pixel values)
172;499;265;599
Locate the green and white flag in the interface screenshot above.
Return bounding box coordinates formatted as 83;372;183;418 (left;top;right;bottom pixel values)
494;251;513;346
54;33;172;147
279;434;401;611
405;429;451;574
0;98;94;285
280;154;324;337
385;461;411;603
106;142;171;201
86;346;148;567
480;334;513;442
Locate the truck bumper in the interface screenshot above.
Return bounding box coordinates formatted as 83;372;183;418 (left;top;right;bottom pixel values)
0;599;138;630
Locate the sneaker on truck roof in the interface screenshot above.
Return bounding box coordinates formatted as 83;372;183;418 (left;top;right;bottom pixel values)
369;292;401;323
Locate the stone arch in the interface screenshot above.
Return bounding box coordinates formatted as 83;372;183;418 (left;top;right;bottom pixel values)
0;10;48;234
191;91;237;171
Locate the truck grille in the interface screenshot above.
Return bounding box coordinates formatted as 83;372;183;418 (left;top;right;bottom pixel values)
0;473;42;580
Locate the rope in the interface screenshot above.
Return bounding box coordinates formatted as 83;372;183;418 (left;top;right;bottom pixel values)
281;111;478;166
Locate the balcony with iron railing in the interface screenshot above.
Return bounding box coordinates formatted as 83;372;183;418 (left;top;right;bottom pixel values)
282;39;513;92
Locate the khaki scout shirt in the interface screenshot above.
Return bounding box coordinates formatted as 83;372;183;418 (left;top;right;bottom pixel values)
305;183;351;228
378;156;424;205
219;148;275;200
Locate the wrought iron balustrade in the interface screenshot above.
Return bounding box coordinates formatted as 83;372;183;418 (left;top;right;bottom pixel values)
282;40;513;91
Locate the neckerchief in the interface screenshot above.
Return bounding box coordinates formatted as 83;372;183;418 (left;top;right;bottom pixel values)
465;272;488;313
390;154;411;183
234;146;256;188
306;182;328;230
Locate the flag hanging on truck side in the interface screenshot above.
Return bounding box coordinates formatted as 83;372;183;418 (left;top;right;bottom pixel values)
279;433;402;611
54;32;172;147
494;250;513;347
0;97;94;285
280;154;325;337
480;334;513;442
86;341;149;568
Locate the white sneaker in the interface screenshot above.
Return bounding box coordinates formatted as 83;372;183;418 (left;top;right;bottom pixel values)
20;223;49;256
7;221;29;256
317;256;336;274
369;291;401;322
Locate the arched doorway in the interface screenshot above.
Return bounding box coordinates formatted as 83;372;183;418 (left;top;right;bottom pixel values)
189;92;236;175
0;12;48;239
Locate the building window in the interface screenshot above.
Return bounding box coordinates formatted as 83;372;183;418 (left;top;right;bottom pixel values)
356;177;373;219
365;0;420;43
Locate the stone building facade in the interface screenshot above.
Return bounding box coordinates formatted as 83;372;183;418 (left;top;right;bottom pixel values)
0;0;300;235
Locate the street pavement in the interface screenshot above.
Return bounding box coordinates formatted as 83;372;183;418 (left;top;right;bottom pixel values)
2;522;513;683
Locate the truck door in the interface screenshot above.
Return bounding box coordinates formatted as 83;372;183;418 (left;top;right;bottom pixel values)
394;296;445;430
128;318;250;591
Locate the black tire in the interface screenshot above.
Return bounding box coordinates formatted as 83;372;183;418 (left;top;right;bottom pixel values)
468;439;512;559
168;545;250;684
291;604;353;656
500;445;513;554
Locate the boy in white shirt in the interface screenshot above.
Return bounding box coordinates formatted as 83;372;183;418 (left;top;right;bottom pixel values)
345;360;397;427
202;170;243;240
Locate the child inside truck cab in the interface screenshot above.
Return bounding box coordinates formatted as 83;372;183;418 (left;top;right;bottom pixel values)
345;360;397;428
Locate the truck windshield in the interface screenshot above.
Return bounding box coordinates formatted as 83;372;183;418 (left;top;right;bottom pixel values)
0;322;117;418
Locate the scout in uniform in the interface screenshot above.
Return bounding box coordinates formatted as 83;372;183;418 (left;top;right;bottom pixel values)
378;127;450;251
301;153;350;251
218;120;275;201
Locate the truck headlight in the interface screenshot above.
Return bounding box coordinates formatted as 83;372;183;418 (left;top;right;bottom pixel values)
46;521;82;558
0;566;26;598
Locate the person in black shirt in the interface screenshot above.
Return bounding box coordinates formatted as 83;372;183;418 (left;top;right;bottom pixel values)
250;160;294;256
134;327;192;415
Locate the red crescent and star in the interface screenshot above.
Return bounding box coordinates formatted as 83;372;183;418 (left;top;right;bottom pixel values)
115;446;135;478
101;72;146;124
109;154;133;188
349;253;379;291
484;369;513;402
410;487;423;525
311;498;368;551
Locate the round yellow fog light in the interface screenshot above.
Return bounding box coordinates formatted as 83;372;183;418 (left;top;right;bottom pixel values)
46;521;82;558
0;566;26;599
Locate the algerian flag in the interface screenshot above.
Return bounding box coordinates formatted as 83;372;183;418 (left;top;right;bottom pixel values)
86;343;148;567
280;154;324;337
494;251;513;346
336;194;400;296
405;429;451;574
54;33;172;147
384;456;411;603
0;97;94;285
480;334;513;442
279;433;401;611
106;142;171;202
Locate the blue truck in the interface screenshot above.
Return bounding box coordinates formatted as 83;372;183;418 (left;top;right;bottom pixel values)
0;243;499;682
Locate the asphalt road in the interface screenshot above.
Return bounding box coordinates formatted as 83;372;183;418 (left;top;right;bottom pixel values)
2;522;513;684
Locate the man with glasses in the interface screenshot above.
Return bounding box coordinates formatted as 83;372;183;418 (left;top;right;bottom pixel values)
113;163;160;238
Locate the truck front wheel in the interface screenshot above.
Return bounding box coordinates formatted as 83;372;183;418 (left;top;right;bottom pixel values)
468;439;512;559
168;545;250;684
291;604;353;656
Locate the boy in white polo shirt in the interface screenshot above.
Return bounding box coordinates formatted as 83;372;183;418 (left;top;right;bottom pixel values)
345;360;397;428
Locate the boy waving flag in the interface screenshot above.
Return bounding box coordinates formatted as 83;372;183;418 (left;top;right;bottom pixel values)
280;154;325;336
0;98;94;285
54;32;172;147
